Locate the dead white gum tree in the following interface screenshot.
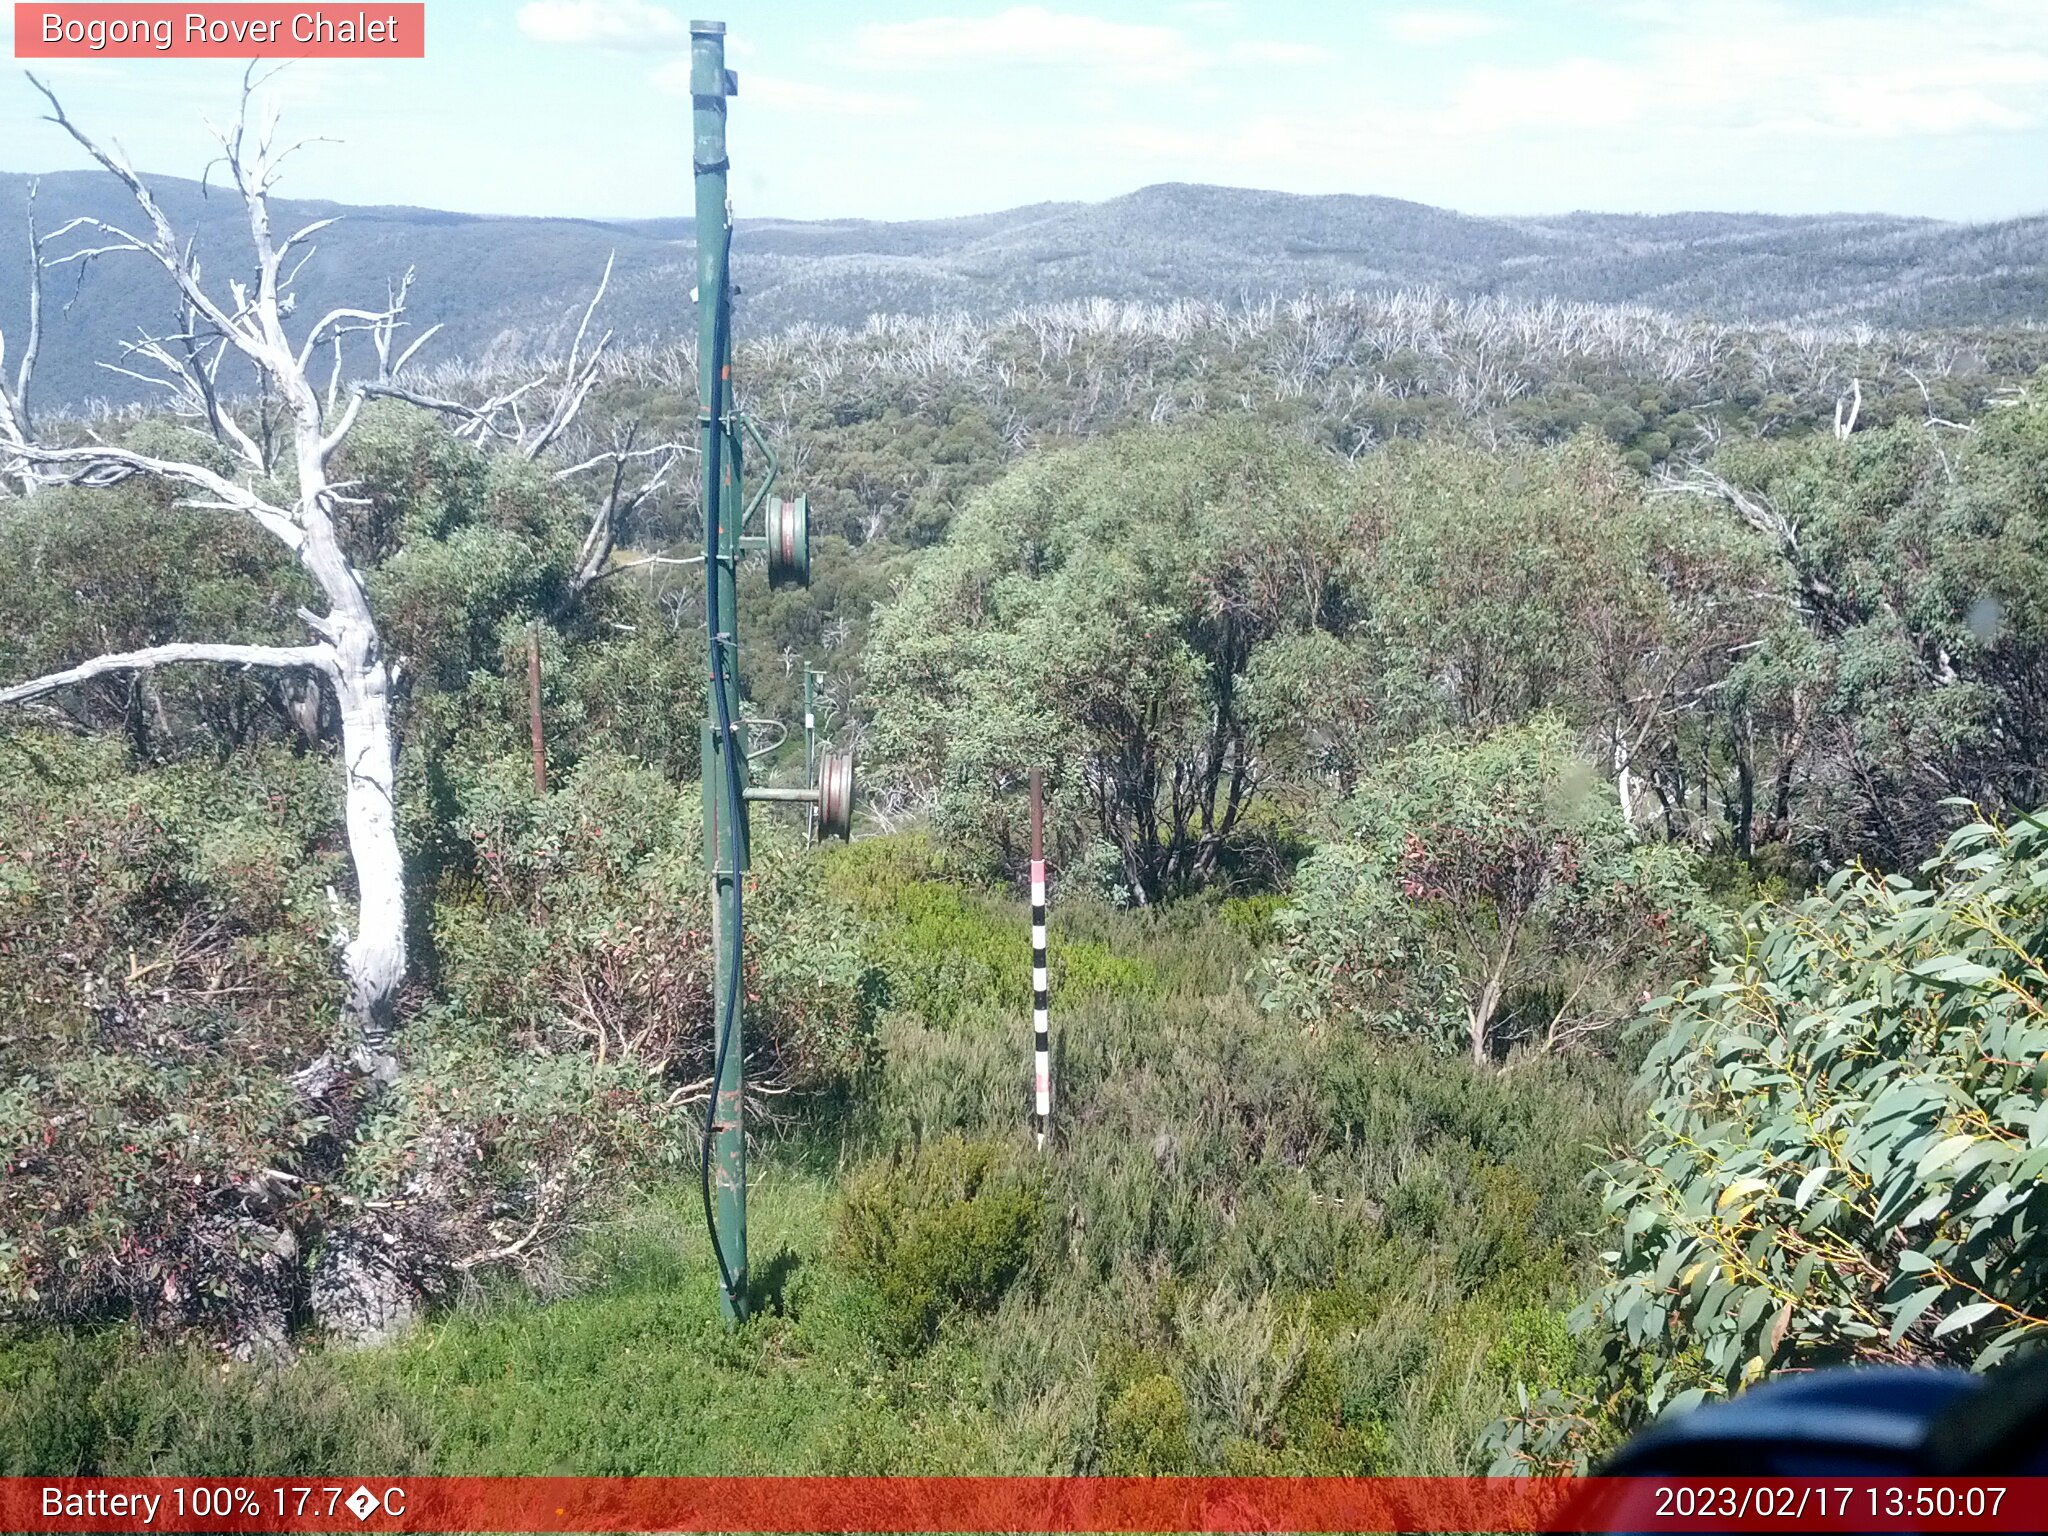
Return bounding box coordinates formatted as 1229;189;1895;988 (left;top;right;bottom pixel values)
1;73;451;1084
0;73;408;1081
0;70;686;1097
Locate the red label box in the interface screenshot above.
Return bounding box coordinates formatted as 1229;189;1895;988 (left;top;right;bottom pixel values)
14;4;425;58
5;1476;2048;1533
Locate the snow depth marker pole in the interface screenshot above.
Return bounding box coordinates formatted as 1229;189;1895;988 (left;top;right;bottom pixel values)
1030;767;1051;1149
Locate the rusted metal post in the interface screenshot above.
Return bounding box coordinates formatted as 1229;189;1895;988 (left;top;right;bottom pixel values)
1029;768;1050;1149
527;622;547;795
804;667;819;843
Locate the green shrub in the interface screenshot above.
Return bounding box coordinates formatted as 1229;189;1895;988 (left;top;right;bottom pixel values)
818;834;1157;1023
1500;807;2048;1469
0;736;344;1336
356;752;882;1293
838;1136;1045;1350
0;730;878;1336
0;1328;430;1476
1217;893;1286;947
0;1330;125;1474
1172;1285;1308;1461
0;485;311;755
1100;1375;1194;1474
862;420;1355;902
1266;717;1717;1063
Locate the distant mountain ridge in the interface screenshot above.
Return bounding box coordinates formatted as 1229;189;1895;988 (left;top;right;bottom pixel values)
3;172;2044;408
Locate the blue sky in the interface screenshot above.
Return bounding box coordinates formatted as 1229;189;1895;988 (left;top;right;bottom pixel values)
3;0;2045;222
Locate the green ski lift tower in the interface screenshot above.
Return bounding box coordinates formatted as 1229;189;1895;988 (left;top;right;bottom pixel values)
691;17;855;1325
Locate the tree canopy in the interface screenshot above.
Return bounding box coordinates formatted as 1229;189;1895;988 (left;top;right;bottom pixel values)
865;419;1354;902
1265;717;1715;1063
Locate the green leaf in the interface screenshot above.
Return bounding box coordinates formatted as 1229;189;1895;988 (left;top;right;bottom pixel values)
1975;1325;2032;1372
1717;1176;1772;1212
1664;1387;1709;1418
1902;1189;1951;1228
1790;1252;1818;1297
1888;1285;1945;1345
1917;1133;1980;1177
1932;1300;2000;1339
1908;955;2000;987
1735;1285;1774;1338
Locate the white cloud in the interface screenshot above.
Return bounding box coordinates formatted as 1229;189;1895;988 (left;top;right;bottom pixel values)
852;6;1205;80
746;75;915;119
1385;10;1503;46
651;62;914;118
1054;0;2048;216
1779;84;2032;138
1240;40;1333;67
1423;0;2048;140
515;0;686;50
1447;57;1649;133
1099;121;1207;158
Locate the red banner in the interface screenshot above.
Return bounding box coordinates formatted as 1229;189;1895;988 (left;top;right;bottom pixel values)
13;5;425;58
4;1476;2047;1532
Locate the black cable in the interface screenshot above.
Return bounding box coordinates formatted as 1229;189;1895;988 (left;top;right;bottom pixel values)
699;220;746;1311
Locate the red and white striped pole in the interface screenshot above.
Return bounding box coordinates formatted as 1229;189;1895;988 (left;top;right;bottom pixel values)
1029;767;1051;1149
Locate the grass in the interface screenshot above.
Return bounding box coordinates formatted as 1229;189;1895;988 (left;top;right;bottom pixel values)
2;1171;1004;1477
356;1174;1006;1475
1;835;1637;1477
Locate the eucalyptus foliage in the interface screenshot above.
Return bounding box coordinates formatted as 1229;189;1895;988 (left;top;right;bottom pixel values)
863;420;1354;902
1680;395;2048;868
1265;719;1714;1063
1497;807;2048;1468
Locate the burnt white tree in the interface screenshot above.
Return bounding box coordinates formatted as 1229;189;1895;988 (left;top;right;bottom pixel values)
0;177;54;496
0;74;438;1080
0;75;681;1101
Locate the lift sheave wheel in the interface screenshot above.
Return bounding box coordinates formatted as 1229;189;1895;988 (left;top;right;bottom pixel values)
766;496;810;590
817;749;855;841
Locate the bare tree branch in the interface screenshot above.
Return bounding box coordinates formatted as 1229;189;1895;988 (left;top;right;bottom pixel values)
4;439;305;547
28;73;280;379
524;252;616;461
298;305;401;375
1833;376;1862;440
557;424;691;597
1653;463;1800;554
0;641;337;706
353;376;545;444
15;179;41;435
0;180;50;492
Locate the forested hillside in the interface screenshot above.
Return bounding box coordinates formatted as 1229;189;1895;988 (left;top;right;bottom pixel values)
6;169;2047;408
5;123;2048;1481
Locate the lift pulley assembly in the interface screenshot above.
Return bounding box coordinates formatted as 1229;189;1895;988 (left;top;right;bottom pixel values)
740;666;853;841
766;496;810;590
737;493;810;590
815;743;855;841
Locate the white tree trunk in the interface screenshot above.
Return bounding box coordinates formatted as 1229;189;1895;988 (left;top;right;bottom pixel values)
6;76;606;1084
290;372;405;1063
334;663;405;1059
1614;716;1638;829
